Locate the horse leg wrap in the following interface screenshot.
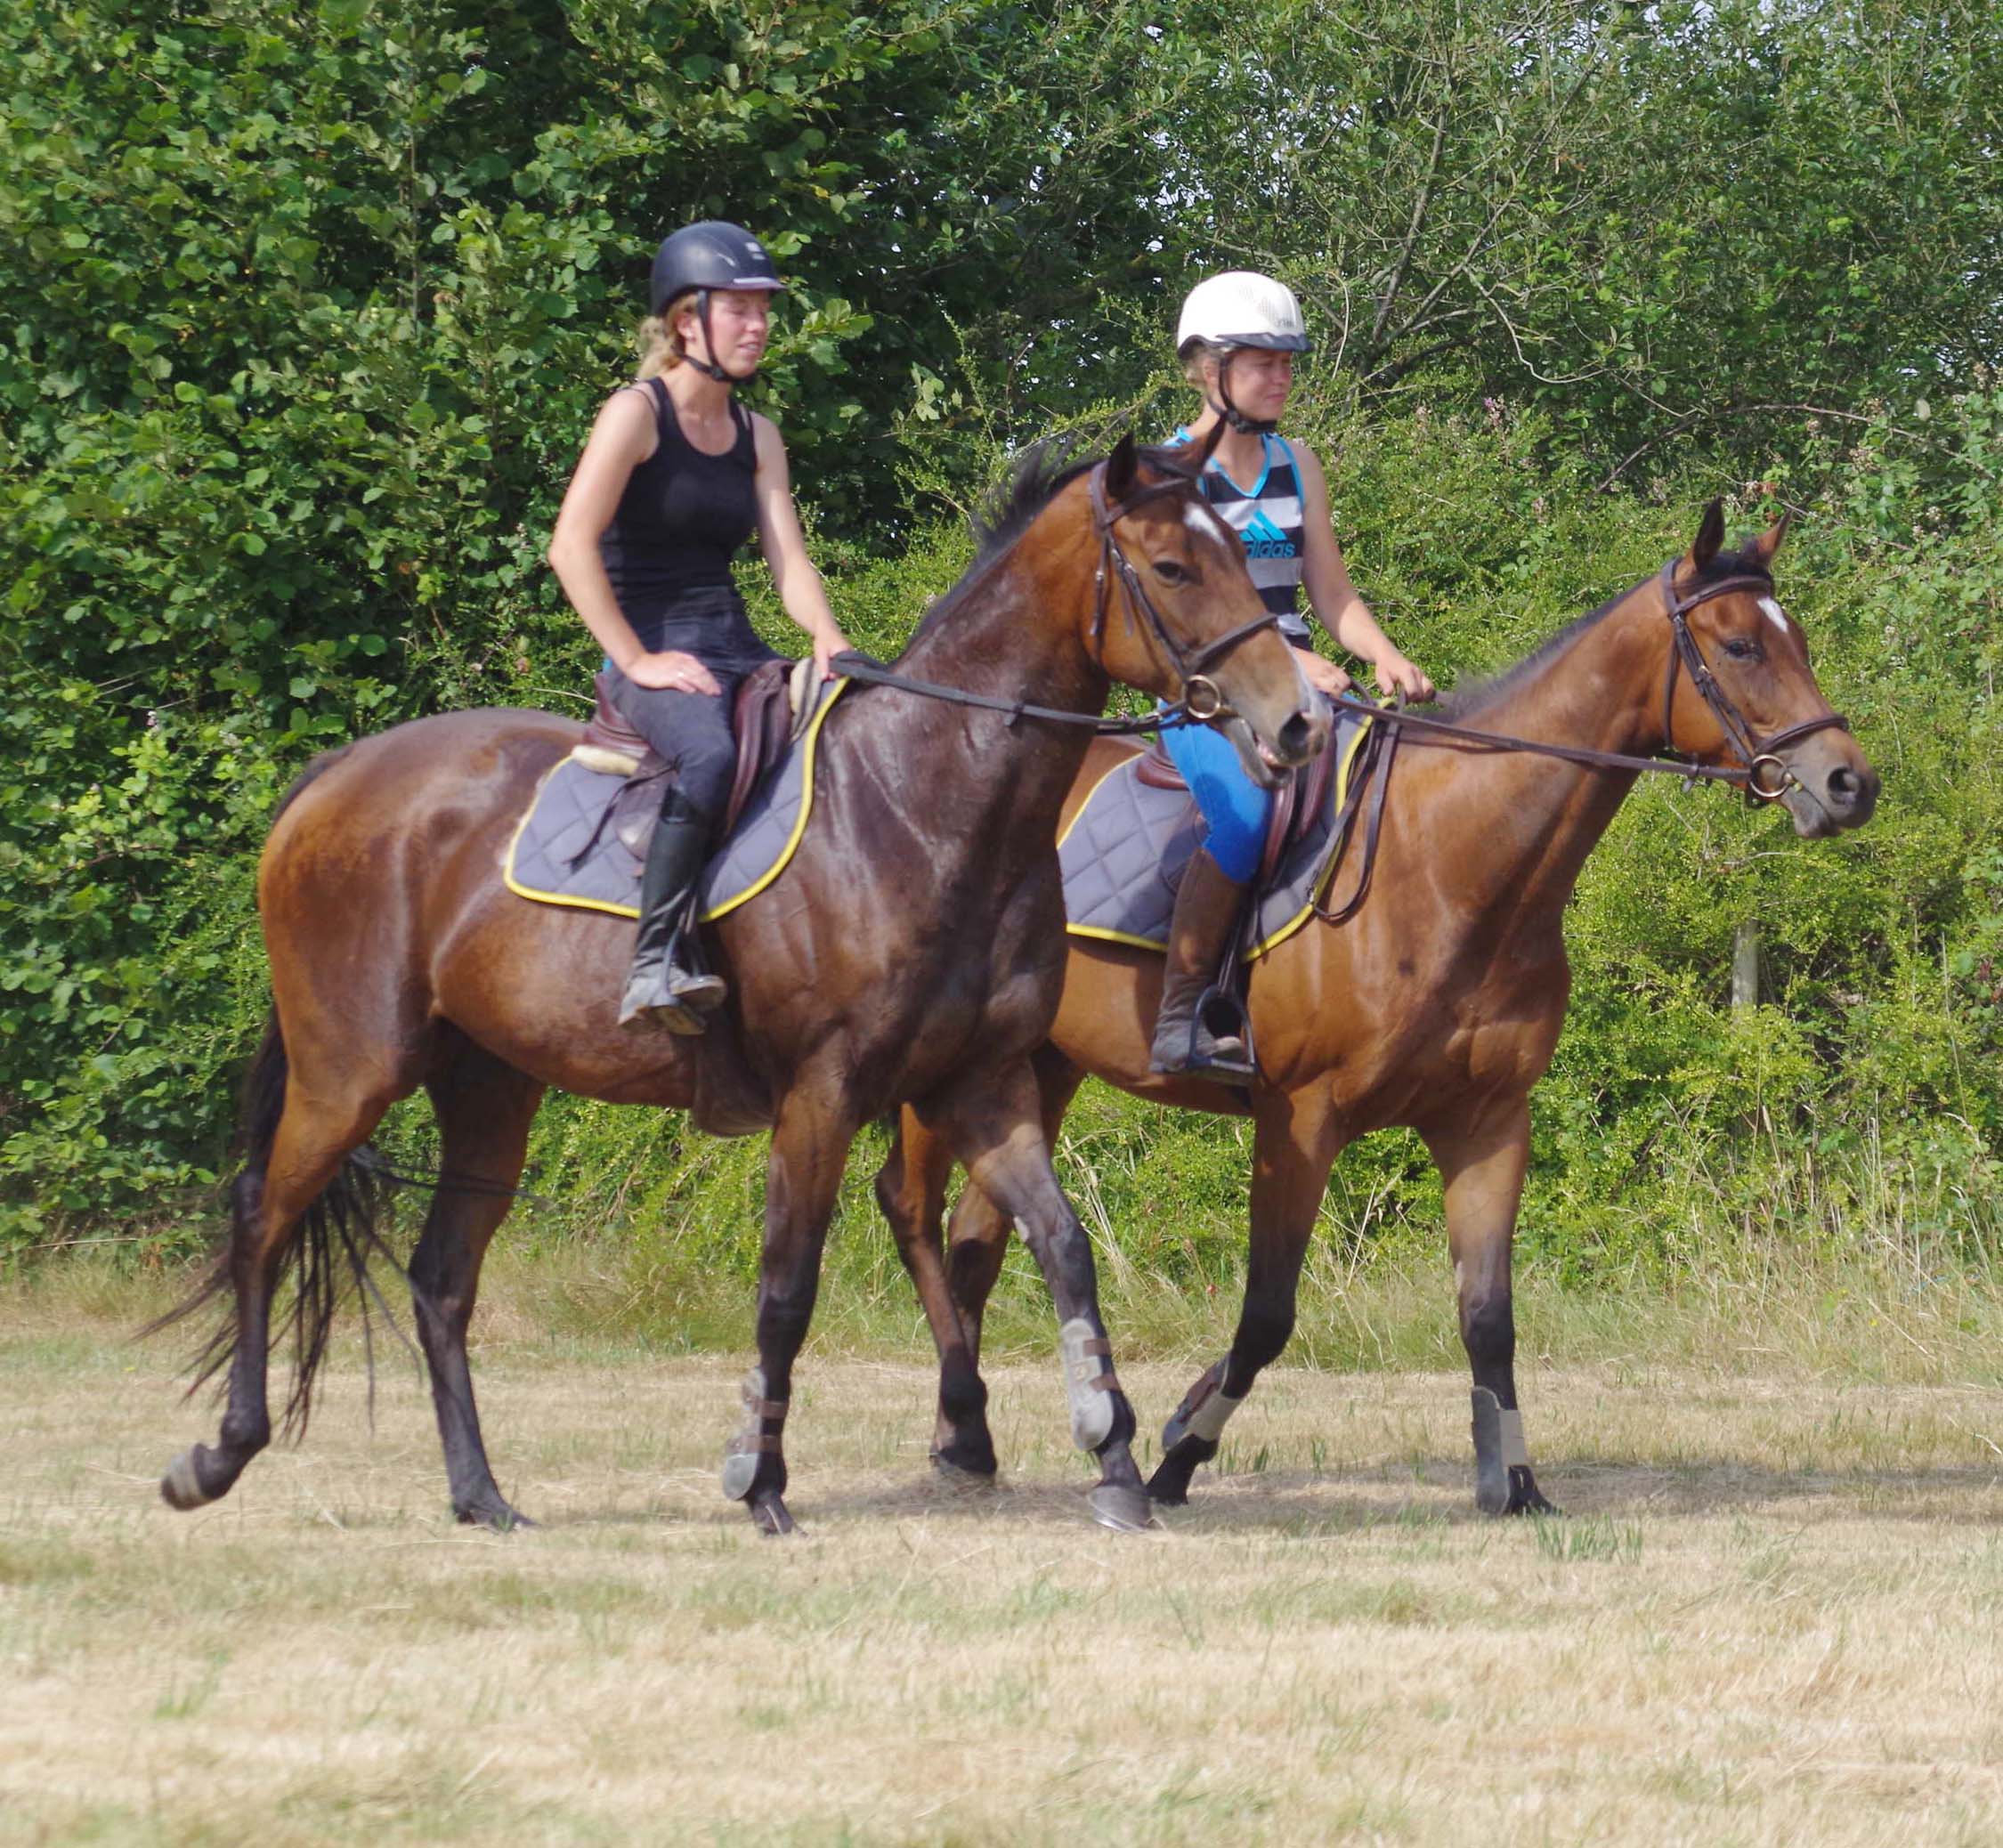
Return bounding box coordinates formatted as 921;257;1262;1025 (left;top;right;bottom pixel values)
1058;1317;1118;1451
1163;1360;1244;1452
720;1367;787;1502
1472;1387;1533;1512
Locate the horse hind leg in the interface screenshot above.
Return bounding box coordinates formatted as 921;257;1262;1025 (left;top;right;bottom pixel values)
1424;1103;1557;1517
407;1038;546;1529
159;1024;404;1512
875;1111;997;1482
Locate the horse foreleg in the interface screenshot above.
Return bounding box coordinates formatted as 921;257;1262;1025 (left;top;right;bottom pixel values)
1150;1089;1340;1506
875;1110;995;1480
941;1060;1150;1533
725;1078;858;1536
886;1047;1085;1482
409;1042;546;1530
1423;1101;1555;1516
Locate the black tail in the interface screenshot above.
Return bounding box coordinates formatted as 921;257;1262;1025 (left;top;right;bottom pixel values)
147;1009;405;1438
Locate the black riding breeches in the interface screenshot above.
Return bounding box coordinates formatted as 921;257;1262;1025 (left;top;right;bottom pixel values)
600;664;750;823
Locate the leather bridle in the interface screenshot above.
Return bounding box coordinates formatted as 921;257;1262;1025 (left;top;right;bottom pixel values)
1655;563;1851;802
832;454;1284;738
1086;461;1280;722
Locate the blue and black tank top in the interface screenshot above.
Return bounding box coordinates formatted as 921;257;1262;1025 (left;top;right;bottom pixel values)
1177;430;1311;644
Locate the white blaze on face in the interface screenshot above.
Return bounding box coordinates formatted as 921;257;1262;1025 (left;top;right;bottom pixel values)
1185;500;1228;543
1757;595;1793;638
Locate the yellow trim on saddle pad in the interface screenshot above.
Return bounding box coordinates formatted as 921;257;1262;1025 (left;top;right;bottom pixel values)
1055;753;1180;952
500;678;850;923
701;678;849;921
1058;709;1378;959
1245;709;1375;961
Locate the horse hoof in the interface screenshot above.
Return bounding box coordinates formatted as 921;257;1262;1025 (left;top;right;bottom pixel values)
1508;1477;1559;1518
458;1500;538;1532
1145;1465;1192;1507
930;1453;999;1493
750;1493;798;1537
160;1448;216;1512
1086;1483;1155;1533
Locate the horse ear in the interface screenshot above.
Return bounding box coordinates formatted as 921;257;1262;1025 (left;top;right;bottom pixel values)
1105;431;1139;503
1688;498;1724;572
1746;509;1791;570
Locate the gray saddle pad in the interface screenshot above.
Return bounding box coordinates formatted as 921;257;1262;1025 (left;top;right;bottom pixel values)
504;678;847;924
1059;701;1378;960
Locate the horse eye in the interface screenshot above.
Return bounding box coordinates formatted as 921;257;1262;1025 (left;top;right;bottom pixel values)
1723;636;1760;661
1153;559;1191;586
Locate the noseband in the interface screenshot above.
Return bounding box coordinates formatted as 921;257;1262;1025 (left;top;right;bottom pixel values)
1088;463;1280;720
1658;563;1852;802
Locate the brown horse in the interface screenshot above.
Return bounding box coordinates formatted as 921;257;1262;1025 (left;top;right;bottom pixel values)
875;505;1878;1516
156;435;1329;1536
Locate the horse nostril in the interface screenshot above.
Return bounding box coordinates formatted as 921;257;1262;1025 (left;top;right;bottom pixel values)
1277;710;1316;762
1827;766;1859;806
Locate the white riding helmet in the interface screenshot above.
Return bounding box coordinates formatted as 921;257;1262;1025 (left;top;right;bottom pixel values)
1175;271;1310;356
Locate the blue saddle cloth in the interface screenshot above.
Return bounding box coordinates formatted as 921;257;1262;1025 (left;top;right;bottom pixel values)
504;678;847;924
1058;701;1378;960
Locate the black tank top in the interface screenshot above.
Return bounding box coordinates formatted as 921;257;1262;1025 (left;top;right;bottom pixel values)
598;377;759;627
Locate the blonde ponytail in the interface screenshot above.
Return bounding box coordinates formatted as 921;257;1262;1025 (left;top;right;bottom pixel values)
636;313;682;380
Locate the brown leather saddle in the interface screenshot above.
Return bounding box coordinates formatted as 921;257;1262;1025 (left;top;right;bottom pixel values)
572;660;807;865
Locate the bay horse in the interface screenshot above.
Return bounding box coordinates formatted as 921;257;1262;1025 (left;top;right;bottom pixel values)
875;504;1879;1516
156;434;1328;1536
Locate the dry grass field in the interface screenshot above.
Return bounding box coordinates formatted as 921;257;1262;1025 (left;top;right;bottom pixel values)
4;1259;2003;1847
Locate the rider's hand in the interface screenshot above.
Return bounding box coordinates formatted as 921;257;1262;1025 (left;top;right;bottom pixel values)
1374;652;1435;703
813;626;852;683
1292;646;1353;699
623;650;723;696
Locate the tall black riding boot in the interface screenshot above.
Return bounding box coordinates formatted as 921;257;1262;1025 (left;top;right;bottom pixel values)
1148;846;1256;1086
620;790;729;1033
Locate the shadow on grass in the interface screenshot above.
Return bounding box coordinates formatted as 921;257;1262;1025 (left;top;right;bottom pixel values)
517;1455;2003;1537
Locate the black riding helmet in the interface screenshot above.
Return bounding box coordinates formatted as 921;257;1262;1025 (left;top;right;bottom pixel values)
648;221;786;384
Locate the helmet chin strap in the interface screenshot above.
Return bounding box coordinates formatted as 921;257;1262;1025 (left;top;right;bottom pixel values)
1212;348;1277;436
684;288;758;385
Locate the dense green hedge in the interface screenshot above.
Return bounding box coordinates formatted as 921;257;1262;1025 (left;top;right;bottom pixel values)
4;0;2000;1285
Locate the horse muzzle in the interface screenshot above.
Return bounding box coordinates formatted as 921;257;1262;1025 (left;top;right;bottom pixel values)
1774;735;1880;838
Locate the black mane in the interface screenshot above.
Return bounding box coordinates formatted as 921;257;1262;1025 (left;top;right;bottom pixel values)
1436;544;1772;721
913;437;1200;638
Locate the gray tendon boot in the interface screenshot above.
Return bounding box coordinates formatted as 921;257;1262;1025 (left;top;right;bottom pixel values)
1148;846;1255;1085
619;790;729;1033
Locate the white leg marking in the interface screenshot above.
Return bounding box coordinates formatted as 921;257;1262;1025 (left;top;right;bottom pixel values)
1184;1381;1245;1445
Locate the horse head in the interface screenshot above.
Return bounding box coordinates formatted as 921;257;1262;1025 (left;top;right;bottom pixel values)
1084;432;1328;787
1658;500;1878;837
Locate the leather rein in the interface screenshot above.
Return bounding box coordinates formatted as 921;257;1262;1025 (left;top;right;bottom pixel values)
1309;563;1853;928
831;458;1279;736
1332;563;1851;801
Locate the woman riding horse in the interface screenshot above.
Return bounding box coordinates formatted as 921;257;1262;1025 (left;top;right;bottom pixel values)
1154;272;1434;1083
547;221;851;1032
